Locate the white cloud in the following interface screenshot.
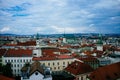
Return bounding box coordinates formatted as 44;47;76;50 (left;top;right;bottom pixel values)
93;0;120;9
0;27;10;32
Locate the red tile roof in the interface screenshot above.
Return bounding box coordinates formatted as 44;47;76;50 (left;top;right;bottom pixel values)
78;56;98;62
42;48;59;57
0;75;15;80
5;44;17;46
5;49;32;57
59;49;71;53
17;41;36;46
89;62;120;80
32;54;73;61
57;54;73;59
32;57;56;61
65;61;94;75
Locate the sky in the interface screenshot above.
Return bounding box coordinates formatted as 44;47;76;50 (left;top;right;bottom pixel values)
0;0;120;35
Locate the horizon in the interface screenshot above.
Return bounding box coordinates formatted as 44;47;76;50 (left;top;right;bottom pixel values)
0;0;120;34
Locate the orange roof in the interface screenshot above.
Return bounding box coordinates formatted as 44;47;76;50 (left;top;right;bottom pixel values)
32;57;56;61
57;54;73;59
0;75;15;80
59;49;71;53
32;54;73;61
65;61;94;75
89;62;120;80
42;48;59;57
5;44;17;46
5;49;32;57
17;41;36;46
78;56;99;62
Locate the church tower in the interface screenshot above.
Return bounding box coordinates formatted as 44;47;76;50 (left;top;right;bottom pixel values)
32;33;42;57
96;34;103;51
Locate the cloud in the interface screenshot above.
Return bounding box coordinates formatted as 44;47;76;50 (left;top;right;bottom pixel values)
0;27;10;32
0;0;120;34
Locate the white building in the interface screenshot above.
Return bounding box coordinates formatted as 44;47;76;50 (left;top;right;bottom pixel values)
2;49;33;76
21;61;52;80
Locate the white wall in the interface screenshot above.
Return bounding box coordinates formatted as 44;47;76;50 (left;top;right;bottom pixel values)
29;71;44;80
3;57;32;76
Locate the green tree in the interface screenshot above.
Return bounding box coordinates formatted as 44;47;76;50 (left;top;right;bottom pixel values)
2;63;13;77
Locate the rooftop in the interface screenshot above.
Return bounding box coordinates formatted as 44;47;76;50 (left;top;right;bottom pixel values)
65;61;94;75
89;62;120;80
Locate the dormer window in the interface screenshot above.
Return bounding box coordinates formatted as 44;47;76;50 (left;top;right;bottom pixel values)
33;53;37;55
35;72;38;75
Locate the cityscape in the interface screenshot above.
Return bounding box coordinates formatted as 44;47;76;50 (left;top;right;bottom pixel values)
0;0;120;80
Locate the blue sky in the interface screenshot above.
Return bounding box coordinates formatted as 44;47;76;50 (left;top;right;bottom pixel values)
0;0;120;34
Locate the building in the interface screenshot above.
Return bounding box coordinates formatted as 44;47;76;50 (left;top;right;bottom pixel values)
65;60;94;80
78;56;99;69
21;61;52;80
97;57;111;66
32;55;75;71
89;62;120;80
2;48;33;76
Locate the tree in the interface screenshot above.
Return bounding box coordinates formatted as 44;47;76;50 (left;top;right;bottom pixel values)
2;63;13;77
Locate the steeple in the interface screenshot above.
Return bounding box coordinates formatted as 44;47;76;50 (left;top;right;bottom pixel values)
36;33;39;40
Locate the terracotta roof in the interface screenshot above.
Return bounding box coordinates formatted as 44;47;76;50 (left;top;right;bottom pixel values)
0;75;15;80
78;56;99;62
4;49;32;57
59;49;71;53
30;61;44;75
65;61;94;75
17;41;36;46
32;57;57;61
83;51;93;55
89;62;120;80
57;54;73;59
5;44;17;46
103;44;116;51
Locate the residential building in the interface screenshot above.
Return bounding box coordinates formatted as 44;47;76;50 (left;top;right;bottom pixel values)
2;48;33;76
21;61;52;80
65;60;94;80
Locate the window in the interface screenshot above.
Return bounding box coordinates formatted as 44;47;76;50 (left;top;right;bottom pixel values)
43;63;45;65
20;60;22;62
23;60;25;62
48;63;50;66
54;67;56;70
63;62;65;65
14;60;16;62
5;60;7;63
57;62;59;65
17;64;19;67
17;60;19;62
11;60;13;62
53;63;54;65
35;72;38;75
14;64;16;67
